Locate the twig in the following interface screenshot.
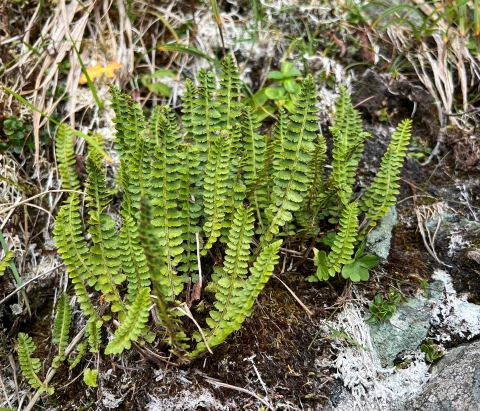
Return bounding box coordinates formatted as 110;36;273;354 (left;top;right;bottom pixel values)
24;326;87;411
273;275;313;316
175;304;213;354
0;264;64;306
204;377;275;410
0;189;84;216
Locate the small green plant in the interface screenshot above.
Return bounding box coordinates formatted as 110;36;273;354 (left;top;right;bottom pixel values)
244;61;303;120
1;115;33;153
365;288;402;325
421;339;444;363
140;69;177;97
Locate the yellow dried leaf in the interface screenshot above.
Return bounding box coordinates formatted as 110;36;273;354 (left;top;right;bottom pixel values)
79;62;123;85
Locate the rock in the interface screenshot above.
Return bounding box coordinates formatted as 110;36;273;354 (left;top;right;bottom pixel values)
403;340;480;411
365;205;397;262
368;293;431;367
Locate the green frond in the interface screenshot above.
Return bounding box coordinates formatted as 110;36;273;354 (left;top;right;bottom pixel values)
222;124;247;239
147;106;184;301
52;292;72;368
119;210;150;305
85;138;125;313
55;124;80;191
305;135;327;209
202;131;234;254
53;194;97;321
139;196;189;355
17;333;48;393
193;69;220;171
68;341;87;370
86;319;102;353
0;250;14;276
181;79;197;139
330;85;370;203
264;74;318;242
223;205;255;279
178;144;202;277
191;239;280;358
327;202;358;276
218;54;243;130
360;119;412;230
105;287;151;355
242;106;268;225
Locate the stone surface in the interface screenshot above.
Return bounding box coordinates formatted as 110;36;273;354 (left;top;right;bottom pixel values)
402;340;480;411
368;294;431;367
365;205;397;262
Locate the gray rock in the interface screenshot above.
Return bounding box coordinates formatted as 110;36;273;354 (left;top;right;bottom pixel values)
365;205;397;262
368;295;431;367
403;340;480;411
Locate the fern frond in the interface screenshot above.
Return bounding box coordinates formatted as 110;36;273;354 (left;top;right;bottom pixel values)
0;250;13;276
193;69;220;171
305;135;327;209
52;292;72;368
105;287;151;355
85;135;125;313
139;196;189;355
264;74;318;242
147;106;184;301
217;54;242;130
178;144;202;277
86;319;102;353
53;194;98;321
242;106;268;225
55;124;80;191
360;119;412;230
191;239;280;358
202;131;234;254
17;333;48;393
327;202;358;276
222;124;246;239
68;341;87;370
330;85;369;204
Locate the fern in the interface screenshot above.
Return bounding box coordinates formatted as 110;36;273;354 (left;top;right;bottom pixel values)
52;292;72;368
178;143;202;277
0;250;13;276
85;134;125;313
53;194;98;321
327;202;359;276
191;238;281;358
147;106;184;301
191;69;220;172
17;333;52;394
360;119;412;230
264;74;318;242
217;53;242;130
139;196;189;355
329;85;370;203
202;131;233;254
105;287;151;355
55;124;80;191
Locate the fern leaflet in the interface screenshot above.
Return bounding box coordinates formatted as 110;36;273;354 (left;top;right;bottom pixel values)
55;124;80;191
52;292;72;368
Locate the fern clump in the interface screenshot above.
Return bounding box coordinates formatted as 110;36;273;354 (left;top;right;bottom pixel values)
46;52;412;379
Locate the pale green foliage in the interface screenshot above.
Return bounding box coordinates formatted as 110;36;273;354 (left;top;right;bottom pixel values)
52;292;72;368
83;368;98;387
